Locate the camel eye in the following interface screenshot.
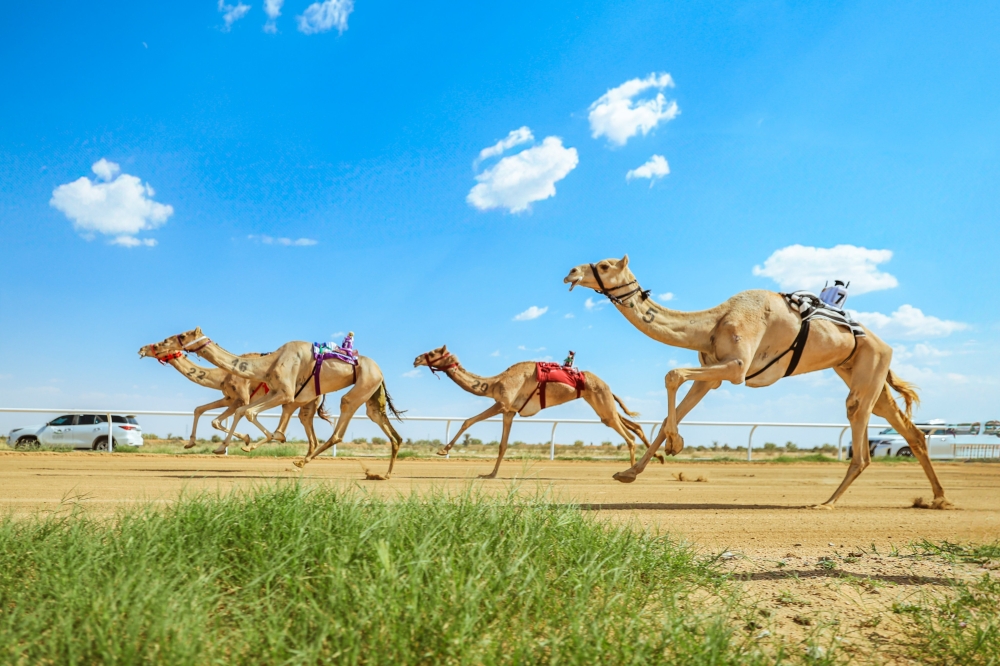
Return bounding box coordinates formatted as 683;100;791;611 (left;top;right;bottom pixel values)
599;264;608;271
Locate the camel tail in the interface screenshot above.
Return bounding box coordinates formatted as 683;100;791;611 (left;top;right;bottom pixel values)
613;394;640;418
887;369;920;419
316;395;335;425
378;382;406;422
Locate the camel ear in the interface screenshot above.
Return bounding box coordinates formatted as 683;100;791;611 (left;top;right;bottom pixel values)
194;326;203;336
441;345;448;352
618;254;629;268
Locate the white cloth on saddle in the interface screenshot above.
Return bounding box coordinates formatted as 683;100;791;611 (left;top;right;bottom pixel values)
783;291;865;337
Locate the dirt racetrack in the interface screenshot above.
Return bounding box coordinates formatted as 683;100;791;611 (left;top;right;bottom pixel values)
2;451;997;552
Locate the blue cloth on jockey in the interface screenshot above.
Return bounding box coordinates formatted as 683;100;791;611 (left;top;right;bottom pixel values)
307;342;359;397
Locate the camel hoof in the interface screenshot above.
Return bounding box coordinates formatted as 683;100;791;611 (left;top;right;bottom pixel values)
666;432;685;456
655;454;665;464
808;503;834;510
613;470;637;484
913;496;955;510
435;448;449;457
212;447;227;455
292;459;306;469
365;472;389;480
477;473;497;479
241;435;252;445
184;440;197;449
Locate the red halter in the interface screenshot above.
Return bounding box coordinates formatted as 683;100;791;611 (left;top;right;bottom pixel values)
424;352;459;378
156;350;185;365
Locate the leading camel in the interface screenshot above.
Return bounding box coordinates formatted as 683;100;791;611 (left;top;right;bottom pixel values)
144;328;404;478
563;255;950;509
414;346;661;478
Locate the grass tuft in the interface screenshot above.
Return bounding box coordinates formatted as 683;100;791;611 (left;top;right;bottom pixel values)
0;483;788;665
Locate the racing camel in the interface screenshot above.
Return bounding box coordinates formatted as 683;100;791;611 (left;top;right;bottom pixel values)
414;346;661;478
563;255;950;509
137;345;325;455
143;328;404;478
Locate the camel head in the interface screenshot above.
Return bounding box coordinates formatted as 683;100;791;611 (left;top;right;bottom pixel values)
138;327;205;358
413;345;453;369
563;255;632;292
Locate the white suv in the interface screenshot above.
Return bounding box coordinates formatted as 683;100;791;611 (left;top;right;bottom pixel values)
7;414;144;451
865;419;1000;459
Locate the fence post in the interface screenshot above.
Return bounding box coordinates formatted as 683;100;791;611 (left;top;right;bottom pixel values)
747;425;758;462
106;412;113;452
549;422;558;461
444;420;451;459
837;426;849;461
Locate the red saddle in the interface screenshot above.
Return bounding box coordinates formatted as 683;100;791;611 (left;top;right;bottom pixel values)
531;362;586;410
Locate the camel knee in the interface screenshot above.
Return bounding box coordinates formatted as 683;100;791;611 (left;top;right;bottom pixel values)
665;370;684;391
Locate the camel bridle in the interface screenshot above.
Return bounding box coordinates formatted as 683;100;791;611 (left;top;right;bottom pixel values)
180;335;212;353
589;263;650;306
424;352;459;378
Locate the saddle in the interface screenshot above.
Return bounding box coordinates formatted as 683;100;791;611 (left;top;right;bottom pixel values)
746;291;865;380
295;342;359;398
521;362;586;411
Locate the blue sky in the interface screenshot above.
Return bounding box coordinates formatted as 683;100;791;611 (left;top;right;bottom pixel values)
1;1;998;445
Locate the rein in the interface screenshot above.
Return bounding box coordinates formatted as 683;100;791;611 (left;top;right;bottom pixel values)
424;353;459;378
590;263;650;306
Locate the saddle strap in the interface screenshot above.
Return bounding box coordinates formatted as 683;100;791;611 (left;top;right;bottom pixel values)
745;319;811;380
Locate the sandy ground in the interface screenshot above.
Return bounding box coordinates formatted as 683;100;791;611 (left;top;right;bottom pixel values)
2;452;996;548
3;451;997;662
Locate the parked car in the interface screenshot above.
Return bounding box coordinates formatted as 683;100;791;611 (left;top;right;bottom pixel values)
7;414;144;451
859;419;1000;460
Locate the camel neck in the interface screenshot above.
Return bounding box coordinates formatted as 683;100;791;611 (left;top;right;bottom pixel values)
168;356;225;390
443;361;497;397
194;341;267;381
608;272;716;352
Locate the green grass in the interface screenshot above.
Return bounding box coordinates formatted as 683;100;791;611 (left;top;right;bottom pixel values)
769;454;840;463
0;484;801;665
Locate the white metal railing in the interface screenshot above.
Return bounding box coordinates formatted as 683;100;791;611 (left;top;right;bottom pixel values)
0;407;892;460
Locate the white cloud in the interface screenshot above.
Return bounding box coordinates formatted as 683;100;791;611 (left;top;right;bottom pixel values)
467;136;578;213
584;297;605;311
626;154;670;184
513;306;548;321
264;0;283;32
564;313;575;319
475;126;533;165
402;369;422;378
50;159;172;247
297;0;353;34
752;244;899;295
852;305;967;339
490;350;500;357
218;0;251;30
658;292;674;301
249;235;318;246
893;343;951;363
91;158;119;181
588;73;679;146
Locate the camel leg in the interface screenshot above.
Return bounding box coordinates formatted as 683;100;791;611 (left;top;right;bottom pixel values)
297;401;319;456
189;397;231;449
871;382;950;506
816;352;891;508
614;377;724;483
582;389;641;465
208;404;252;454
295;384;373;467
230;392;287;451
621;417;663;464
364;398;403;480
479;411;515;479
437;403;504;456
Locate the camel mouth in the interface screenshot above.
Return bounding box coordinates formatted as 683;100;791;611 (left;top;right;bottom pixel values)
564;276;582;291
